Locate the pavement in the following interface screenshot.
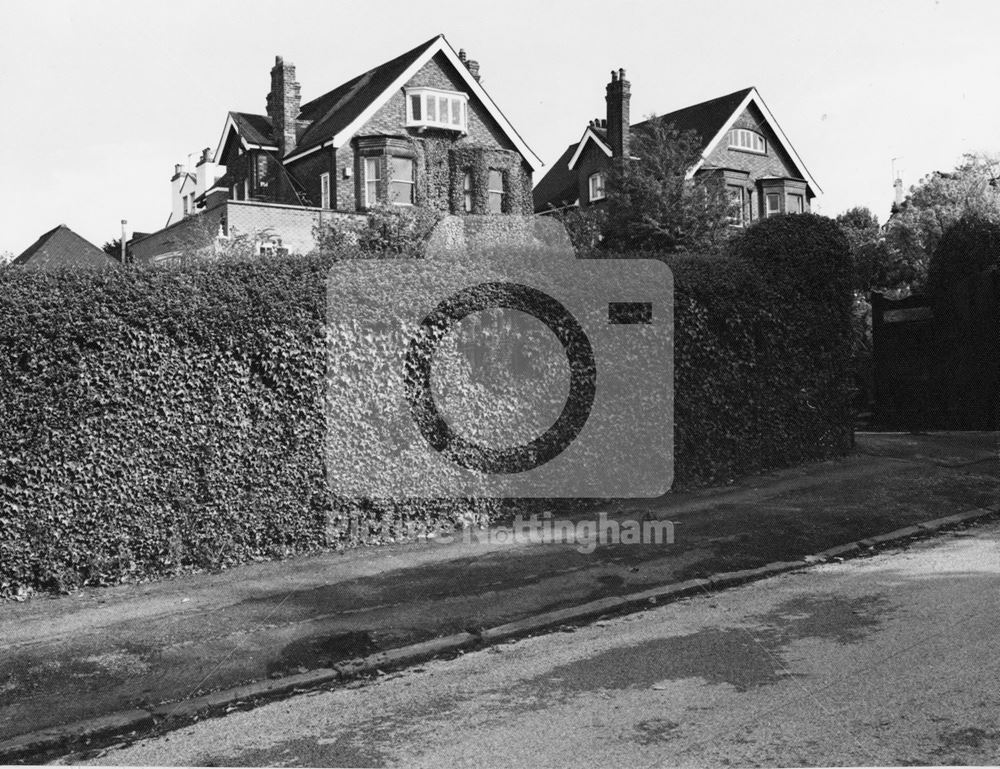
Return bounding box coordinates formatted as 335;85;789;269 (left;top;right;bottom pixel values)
1;431;998;762
72;519;1000;768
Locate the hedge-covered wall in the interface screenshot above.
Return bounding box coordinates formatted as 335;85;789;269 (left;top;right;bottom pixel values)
0;213;853;597
0;256;494;598
620;213;853;486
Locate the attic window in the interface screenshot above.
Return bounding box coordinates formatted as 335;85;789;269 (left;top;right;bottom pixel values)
406;88;468;132
728;129;766;154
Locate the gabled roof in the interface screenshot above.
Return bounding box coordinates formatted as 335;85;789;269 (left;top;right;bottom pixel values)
291;36;441;156
231;112;277;148
639;88;754;148
289;34;541;169
213;35;542;171
677;87;820;194
13;225;117;269
532;142;582;211
566;125;611;170
534;85;820;213
213;111;279;161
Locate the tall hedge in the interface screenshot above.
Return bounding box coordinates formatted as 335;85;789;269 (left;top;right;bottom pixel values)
0;259;337;595
661;214;853;486
0;215;854;596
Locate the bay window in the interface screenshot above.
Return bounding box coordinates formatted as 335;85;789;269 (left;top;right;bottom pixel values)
389;157;415;205
406;88;468;132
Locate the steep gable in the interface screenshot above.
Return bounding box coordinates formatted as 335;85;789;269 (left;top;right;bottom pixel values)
13;225;117;269
282;35;541;169
532;142;581;211
534;83;819;213
633;88;753;149
292;36;440;156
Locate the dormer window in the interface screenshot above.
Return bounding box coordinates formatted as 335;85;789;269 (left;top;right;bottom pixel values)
728;129;766;154
406;88;468;132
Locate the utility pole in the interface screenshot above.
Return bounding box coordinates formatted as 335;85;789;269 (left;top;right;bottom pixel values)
121;220;127;264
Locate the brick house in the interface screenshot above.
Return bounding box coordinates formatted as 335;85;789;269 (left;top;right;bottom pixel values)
533;70;820;224
134;34;542;263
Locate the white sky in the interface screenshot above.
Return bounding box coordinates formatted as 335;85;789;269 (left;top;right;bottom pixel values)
2;0;998;255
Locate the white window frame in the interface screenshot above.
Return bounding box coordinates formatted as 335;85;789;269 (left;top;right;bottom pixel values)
787;193;804;214
363;157;381;209
405;87;469;132
320;172;331;209
765;192;781;217
487;169;505;214
728;128;767;155
388;157;415;206
588;172;606;202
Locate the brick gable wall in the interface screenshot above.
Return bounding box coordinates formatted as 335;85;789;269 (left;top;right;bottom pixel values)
285;52;528;214
701;103;803;183
575;141;611;208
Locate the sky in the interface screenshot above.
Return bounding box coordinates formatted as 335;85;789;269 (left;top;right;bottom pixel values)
2;0;999;256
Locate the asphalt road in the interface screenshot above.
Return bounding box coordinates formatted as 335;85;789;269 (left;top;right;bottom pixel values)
69;520;1000;768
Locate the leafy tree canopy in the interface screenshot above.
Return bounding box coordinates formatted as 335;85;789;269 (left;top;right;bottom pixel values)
884;152;1000;290
557;118;733;255
602;119;732;253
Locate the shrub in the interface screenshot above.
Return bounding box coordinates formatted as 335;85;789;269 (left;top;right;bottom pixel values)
664;249;853;487
926;215;1000;297
312;205;442;259
728;213;853;307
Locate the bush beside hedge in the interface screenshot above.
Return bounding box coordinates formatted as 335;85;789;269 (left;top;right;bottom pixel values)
0;214;853;596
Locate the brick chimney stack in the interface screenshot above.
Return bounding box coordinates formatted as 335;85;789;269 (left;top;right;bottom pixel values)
458;48;481;82
267;56;301;158
606;68;631;160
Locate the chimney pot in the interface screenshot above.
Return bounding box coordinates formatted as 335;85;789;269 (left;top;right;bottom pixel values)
174;164;184;176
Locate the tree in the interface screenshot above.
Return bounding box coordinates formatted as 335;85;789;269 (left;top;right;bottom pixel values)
835;206;917;294
884;152;1000;291
600;119;732;254
102;238;133;264
556;118;732;256
0;250;13;266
